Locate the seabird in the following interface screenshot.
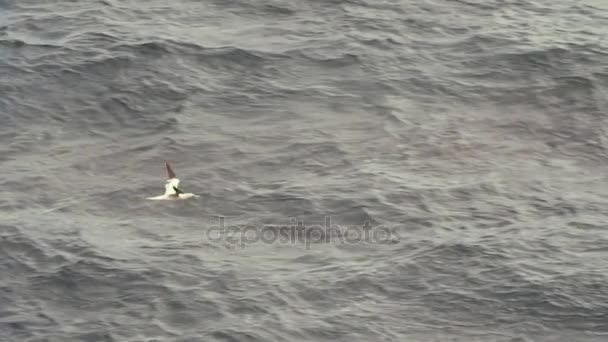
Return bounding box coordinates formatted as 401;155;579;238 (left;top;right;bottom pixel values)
147;162;198;200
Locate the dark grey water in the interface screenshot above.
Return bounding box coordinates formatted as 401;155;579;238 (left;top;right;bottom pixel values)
1;0;608;341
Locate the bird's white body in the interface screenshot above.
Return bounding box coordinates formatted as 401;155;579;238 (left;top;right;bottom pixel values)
147;193;198;200
147;162;199;200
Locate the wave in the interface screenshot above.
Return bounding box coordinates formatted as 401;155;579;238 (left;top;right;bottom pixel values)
387;241;608;332
112;38;287;64
0;38;62;49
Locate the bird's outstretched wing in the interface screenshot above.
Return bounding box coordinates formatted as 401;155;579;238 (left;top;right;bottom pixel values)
166;161;177;179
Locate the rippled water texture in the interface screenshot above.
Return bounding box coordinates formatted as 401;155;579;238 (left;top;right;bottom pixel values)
1;0;608;341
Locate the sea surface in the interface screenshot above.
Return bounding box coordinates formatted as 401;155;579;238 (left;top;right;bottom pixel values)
1;0;607;341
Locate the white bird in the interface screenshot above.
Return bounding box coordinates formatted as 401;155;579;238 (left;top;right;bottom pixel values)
147;162;199;200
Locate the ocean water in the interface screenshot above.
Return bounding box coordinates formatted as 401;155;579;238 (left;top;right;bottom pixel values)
1;0;607;341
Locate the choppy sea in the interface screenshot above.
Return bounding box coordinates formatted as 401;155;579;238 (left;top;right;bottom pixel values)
1;0;608;341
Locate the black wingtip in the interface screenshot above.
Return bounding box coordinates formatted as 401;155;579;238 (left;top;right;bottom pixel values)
166;161;177;179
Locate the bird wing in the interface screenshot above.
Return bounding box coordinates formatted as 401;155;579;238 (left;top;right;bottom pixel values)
166;162;177;179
